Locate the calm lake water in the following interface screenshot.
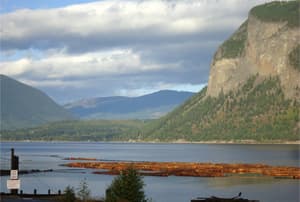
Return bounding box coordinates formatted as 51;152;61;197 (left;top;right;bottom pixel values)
0;142;299;202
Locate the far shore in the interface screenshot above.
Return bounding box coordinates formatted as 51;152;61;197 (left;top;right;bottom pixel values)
1;139;300;145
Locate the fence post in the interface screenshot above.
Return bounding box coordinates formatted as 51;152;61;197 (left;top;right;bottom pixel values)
10;148;19;195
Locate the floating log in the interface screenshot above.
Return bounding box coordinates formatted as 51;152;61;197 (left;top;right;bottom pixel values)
63;157;97;161
0;169;53;176
63;161;300;179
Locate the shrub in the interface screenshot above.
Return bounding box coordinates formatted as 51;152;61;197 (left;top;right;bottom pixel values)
61;186;76;202
105;167;148;202
77;178;91;202
289;45;300;71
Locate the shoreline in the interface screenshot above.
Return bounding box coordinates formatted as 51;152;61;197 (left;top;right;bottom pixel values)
1;139;300;145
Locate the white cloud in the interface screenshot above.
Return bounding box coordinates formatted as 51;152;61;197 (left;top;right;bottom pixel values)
19;78;86;88
0;49;180;79
0;0;271;101
1;0;267;51
1;58;31;75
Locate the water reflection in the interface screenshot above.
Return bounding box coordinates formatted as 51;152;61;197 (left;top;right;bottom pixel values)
208;176;277;188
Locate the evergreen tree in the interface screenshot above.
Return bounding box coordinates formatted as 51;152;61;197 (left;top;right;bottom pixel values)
77;178;91;202
105;167;148;202
61;186;76;202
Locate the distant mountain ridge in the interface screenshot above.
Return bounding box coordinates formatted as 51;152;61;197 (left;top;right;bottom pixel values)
0;75;75;130
64;90;194;120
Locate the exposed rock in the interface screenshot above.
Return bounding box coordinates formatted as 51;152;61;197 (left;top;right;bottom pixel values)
207;8;300;100
142;2;300;141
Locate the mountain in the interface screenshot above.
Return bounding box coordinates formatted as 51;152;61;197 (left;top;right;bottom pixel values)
0;75;75;130
64;90;194;120
207;1;300;99
143;1;300;142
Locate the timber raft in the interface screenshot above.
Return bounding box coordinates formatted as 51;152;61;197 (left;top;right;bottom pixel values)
64;161;300;179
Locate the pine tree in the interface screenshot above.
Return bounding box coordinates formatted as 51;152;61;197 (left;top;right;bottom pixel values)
61;186;76;202
77;178;91;202
105;167;149;202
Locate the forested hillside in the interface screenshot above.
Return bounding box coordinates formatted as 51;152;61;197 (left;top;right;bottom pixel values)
0;75;74;130
143;76;299;141
1;120;145;141
143;1;300;142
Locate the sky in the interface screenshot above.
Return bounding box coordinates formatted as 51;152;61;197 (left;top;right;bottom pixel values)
0;0;270;103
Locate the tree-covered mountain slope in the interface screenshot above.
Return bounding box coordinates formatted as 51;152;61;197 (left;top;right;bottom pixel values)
0;75;75;130
1;120;145;141
143;76;299;141
142;1;300;142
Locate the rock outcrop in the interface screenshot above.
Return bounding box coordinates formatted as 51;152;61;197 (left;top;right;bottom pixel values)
207;1;300;99
143;2;300;142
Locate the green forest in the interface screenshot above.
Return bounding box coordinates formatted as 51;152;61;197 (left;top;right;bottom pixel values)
2;76;299;142
142;76;300;142
250;1;299;27
1;120;145;141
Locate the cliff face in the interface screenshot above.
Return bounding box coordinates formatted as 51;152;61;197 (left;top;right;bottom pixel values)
142;1;300;142
207;3;300;99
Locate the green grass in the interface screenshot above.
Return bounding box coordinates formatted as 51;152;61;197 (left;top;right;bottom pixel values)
289;44;300;71
250;1;300;27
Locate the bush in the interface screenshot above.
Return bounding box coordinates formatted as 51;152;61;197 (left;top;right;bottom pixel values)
105;167;149;202
77;178;91;202
289;45;300;71
61;186;76;202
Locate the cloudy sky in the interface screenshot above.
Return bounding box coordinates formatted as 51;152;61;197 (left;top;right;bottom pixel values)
1;0;269;103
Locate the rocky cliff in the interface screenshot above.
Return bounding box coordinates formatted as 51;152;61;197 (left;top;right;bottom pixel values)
142;1;300;142
207;1;300;99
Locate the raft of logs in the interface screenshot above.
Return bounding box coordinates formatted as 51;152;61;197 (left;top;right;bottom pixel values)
64;161;300;179
0;169;53;176
63;157;97;161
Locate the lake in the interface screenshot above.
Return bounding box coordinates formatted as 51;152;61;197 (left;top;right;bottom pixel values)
0;142;299;202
